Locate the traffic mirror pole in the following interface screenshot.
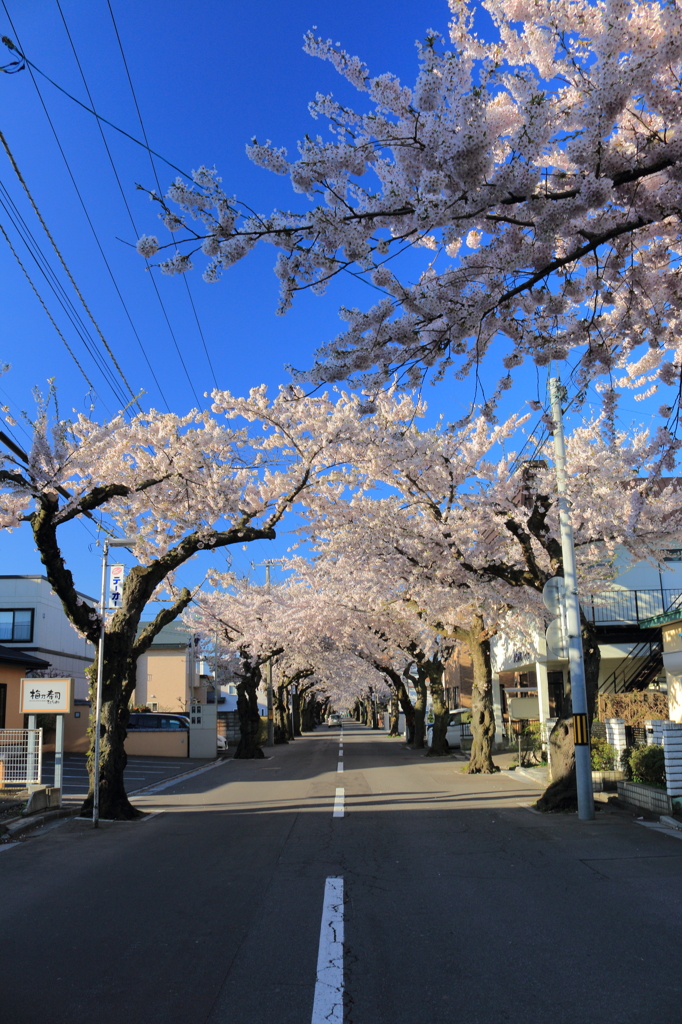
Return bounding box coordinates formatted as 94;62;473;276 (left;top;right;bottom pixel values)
549;378;594;821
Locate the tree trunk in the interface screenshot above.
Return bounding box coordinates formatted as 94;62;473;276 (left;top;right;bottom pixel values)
301;693;316;732
273;684;290;743
389;693;400;736
426;658;449;757
466;624;497;774
412;673;427;749
292;689;302;736
79;630;143;820
537;617;600;812
398;674;415;743
235;659;265;759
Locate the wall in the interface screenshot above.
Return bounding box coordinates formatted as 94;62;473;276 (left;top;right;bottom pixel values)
0;577;95;701
134;648;190;712
0;664;25;728
124;730;189;757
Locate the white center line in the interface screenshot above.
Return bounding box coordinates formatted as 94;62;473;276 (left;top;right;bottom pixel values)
311;876;344;1024
337;761;344;773
333;787;345;817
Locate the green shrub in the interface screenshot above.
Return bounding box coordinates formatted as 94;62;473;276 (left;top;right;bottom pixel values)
590;737;617;771
628;745;666;788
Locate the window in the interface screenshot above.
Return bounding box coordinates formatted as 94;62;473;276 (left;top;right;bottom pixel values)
0;609;33;643
663;548;682;562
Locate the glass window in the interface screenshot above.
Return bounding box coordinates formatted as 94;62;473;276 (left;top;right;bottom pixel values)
0;611;12;640
0;609;33;642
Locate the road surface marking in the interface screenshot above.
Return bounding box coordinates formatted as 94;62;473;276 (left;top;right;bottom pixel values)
333;788;345;817
130;758;227;795
311;876;344;1024
337;761;344;773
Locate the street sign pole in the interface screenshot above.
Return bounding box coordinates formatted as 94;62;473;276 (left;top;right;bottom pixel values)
549;378;594;821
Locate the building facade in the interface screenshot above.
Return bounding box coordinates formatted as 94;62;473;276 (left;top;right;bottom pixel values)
0;576;96;700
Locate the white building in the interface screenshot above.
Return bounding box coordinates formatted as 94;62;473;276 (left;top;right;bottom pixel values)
490;549;682;744
0;575;96;700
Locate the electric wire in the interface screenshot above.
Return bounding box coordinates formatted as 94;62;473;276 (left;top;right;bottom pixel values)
0;222;106;401
106;0;219;391
54;0;204;409
0;179;131;409
0;127;140;411
0;179;130;404
0;7;169;415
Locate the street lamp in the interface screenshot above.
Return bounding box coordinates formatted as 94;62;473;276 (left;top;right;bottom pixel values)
93;536;137;828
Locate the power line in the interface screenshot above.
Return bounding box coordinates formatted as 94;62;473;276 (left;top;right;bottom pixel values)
0;221;109;403
54;0;204;409
0;179;130;409
1;7;171;412
0;27;197;183
0;126;140;411
106;0;219;391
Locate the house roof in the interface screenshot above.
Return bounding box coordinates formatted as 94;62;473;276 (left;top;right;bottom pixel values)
136;621;192;649
0;644;50;668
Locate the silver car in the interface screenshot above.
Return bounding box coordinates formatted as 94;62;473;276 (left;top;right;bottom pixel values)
426;708;472;748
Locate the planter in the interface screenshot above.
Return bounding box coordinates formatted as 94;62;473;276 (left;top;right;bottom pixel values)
591;769;624;792
616;780;673;815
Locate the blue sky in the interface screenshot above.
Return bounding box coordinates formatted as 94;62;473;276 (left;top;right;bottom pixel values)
0;0;666;604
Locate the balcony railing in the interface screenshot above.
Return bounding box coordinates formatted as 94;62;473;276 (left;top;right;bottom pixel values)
582;588;682;626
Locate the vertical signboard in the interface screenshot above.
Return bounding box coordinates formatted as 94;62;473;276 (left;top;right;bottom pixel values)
109;564;125;609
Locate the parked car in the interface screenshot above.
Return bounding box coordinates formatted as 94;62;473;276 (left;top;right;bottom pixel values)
127;712;189;731
327;712;342;728
426;708;472;749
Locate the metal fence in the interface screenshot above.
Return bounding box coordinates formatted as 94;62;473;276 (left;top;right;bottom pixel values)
0;729;42;787
582;589;682;625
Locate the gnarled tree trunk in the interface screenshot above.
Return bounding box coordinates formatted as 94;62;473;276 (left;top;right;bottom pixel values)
235;657;265;759
388;693;400;736
412;671;428;749
273;683;290;743
80;632;142;821
537;617;600;812
465;621;497;774
426;657;449;757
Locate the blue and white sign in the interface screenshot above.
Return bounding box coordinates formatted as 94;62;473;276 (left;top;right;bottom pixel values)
108;564;125;608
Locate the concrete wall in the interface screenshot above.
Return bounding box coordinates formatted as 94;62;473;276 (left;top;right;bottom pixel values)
0;577;95;701
124;731;188;757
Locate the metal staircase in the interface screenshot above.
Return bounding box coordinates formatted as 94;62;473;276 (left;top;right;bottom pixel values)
599;629;664;695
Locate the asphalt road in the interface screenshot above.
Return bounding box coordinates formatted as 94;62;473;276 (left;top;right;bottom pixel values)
1;721;681;1024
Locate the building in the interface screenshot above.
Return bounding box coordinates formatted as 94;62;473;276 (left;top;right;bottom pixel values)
0;644;49;728
489;548;682;744
0;576;96;700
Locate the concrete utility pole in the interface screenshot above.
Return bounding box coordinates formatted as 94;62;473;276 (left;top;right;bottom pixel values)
548;378;595;822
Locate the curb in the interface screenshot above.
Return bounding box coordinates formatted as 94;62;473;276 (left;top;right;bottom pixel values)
129;757;226;796
5;806;78;838
660;814;682;831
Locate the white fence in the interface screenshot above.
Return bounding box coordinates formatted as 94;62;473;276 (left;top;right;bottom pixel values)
0;729;42;786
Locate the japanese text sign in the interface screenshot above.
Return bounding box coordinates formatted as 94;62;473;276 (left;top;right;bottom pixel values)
20;678;74;714
109;564;125;609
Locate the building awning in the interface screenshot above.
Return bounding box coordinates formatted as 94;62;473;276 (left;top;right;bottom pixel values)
0;644;49;668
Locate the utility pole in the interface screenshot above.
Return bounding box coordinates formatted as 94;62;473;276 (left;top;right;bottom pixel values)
256;560;276;747
549;377;595;822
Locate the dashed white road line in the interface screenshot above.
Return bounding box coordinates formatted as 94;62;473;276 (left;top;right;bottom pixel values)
337;761;344;773
333;788;345;817
311;876;344;1024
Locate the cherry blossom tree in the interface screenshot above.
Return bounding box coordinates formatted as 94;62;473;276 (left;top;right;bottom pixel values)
0;385;393;816
139;0;682;409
